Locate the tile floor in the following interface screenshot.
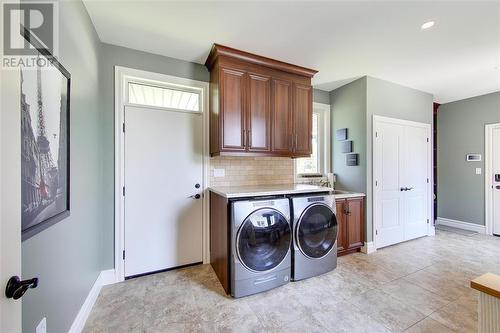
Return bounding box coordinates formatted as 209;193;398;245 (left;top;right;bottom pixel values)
84;230;500;332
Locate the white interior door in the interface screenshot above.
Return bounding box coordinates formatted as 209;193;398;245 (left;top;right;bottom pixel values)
124;105;203;277
492;126;500;236
374;116;431;249
1;64;22;331
374;122;405;248
403;125;430;240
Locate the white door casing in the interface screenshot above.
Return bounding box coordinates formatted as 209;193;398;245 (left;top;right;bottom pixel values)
486;123;500;236
124;105;203;277
115;67;210;282
373;116;432;249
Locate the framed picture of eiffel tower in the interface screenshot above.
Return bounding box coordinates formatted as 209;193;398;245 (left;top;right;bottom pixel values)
20;28;71;240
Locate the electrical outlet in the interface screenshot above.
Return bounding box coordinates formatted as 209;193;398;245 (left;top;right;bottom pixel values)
476;168;482;175
36;318;46;333
213;168;225;178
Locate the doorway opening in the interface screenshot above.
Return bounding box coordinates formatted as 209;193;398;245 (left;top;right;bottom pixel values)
114;66;210;282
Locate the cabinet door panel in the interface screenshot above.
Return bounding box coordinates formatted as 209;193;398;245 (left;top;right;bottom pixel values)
347;198;364;250
271;79;292;154
336;200;347;253
293;84;312;155
248;74;271;152
220;67;246;150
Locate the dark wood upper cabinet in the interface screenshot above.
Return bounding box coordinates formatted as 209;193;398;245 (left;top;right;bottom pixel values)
293;84;312;156
247;73;271;152
271;79;292;154
206;44;317;157
220;67;246;151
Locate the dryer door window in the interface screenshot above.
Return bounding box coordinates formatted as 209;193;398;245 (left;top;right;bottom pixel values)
237;208;291;272
297;204;337;259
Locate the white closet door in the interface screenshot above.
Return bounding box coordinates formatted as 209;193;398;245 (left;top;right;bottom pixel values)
374;116;431;249
374;122;405;248
403;125;429;241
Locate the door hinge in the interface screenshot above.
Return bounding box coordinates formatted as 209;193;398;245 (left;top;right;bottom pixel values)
427;137;429;142
376;229;378;235
375;132;378;138
122;123;125;133
122;250;125;260
122;186;125;196
427;178;429;183
427;219;429;224
375;180;378;186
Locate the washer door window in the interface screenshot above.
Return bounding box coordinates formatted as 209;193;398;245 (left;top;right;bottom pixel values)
237;209;291;272
296;204;337;259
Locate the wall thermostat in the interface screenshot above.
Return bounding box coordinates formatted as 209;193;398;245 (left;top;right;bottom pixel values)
466;154;481;162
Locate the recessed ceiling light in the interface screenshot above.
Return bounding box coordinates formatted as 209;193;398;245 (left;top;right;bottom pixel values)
421;21;435;30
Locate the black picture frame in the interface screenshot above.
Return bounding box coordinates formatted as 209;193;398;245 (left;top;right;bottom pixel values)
20;27;71;241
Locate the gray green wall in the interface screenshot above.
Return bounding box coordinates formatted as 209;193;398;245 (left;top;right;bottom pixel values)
330;77;367;193
22;1;104;332
313;89;330;105
329;76;433;242
438;91;500;225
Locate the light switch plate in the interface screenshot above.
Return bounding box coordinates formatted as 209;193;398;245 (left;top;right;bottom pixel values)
36;318;46;333
213;168;225;178
476;168;482;175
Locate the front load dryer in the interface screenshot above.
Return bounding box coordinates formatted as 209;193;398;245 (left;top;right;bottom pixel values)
230;197;292;298
289;194;338;281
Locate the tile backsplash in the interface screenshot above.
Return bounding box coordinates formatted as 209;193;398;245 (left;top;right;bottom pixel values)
210;157;294;187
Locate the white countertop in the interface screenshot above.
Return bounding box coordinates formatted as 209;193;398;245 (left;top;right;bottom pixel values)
209;184;334;198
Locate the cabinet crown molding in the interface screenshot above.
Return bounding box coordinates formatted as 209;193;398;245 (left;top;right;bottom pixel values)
205;43;318;78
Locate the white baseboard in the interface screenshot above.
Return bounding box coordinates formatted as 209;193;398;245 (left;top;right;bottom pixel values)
99;269;117;286
69;269;116;333
436;217;486;234
361;241;376;254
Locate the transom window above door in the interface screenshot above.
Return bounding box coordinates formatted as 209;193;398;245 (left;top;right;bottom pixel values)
128;82;200;112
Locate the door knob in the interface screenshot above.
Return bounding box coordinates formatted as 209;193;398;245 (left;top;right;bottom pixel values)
189;194;201;199
407;187;414;191
5;276;38;300
400;187;406;191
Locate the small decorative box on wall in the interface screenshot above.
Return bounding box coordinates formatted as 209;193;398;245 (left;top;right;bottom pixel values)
336;128;348;141
346;154;359;166
340;140;353;153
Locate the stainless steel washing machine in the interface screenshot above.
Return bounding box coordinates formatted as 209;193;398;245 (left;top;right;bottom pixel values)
289;194;338;281
230;197;291;298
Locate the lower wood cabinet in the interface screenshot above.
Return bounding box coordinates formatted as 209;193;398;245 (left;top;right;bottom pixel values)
336;196;365;256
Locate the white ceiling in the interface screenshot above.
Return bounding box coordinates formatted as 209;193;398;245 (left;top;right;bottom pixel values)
83;1;500;103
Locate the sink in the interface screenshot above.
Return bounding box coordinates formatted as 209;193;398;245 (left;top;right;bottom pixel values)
332;190;350;195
